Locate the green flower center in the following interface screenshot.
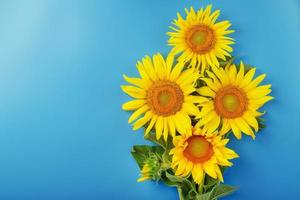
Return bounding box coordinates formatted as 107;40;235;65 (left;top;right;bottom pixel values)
185;25;215;54
183;135;214;163
191;31;207;45
214;86;248;118
147;81;184;116
158;92;171;106
222;94;240;112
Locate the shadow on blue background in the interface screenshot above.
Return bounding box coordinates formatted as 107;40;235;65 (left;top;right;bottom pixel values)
0;0;299;199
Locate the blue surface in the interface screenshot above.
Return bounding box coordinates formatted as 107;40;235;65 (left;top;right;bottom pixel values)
0;0;299;199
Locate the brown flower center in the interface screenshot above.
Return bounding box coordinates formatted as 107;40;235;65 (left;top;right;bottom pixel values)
147;81;184;116
185;25;215;54
214;86;248;118
183;135;214;163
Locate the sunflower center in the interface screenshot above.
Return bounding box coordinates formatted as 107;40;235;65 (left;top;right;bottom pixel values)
214;86;248;118
185;25;215;54
183;135;213;163
147;81;184;116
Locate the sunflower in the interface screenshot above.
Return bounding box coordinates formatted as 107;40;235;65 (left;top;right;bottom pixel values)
121;52;205;141
137;153;161;182
167;5;234;73
170;127;238;183
137;164;151;182
197;62;273;139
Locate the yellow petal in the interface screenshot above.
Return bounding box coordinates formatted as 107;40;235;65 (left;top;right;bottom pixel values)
197;87;216;97
211;66;229;85
227;64;237;83
163;118;169;141
145;114;158;135
174;112;191;135
215;165;224;182
192;164;204;184
137;176;150;182
247;86;272;99
200;78;220;91
220;119;230;135
229;119;242;139
168;116;176;137
170;61;185;81
197;111;215;127
136;61;150;80
185;96;209;104
249;96;274;108
121;85;146;99
240;68;256;88
203;162;217;179
182;103;200;116
153;53;166;80
235;118;255;139
155;116;163;140
209;9;220;24
166;51;175;76
182;161;193;177
133;111;153;130
122;100;146;111
242;111;259;132
206;71;222;88
175;160;187;176
244;74;266;92
197;102;214;118
176;69;197;86
128;105;149;123
205;115;220;133
235;61;245;85
142;56;158;82
123;74;151;89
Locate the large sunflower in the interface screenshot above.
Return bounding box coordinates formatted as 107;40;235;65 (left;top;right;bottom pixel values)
197;62;273;139
121;52;204;141
168;5;234;73
170;127;238;184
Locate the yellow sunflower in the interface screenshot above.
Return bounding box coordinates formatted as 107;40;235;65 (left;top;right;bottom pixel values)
170;127;238;183
167;5;234;73
121;52;205;141
137;163;151;182
197;62;273;139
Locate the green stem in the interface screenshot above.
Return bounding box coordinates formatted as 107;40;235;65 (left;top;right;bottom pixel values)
198;176;205;194
177;186;184;200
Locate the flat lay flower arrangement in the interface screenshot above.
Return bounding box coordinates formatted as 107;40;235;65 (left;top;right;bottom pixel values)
121;5;273;200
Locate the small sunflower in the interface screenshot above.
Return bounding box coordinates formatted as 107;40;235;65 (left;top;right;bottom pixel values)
197;62;273;139
137;164;152;182
137;154;161;182
168;5;234;73
170;127;238;183
121;52;205;141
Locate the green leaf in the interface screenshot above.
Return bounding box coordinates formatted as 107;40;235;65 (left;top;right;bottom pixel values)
209;184;237;200
257;117;266;130
165;171;184;183
196;192;210;200
161;178;179;187
144;132;169;149
203;175;218;193
162;172;197;198
218;56;234;67
131;145;164;169
177;178;198;199
160;171;180;187
182;178;197;193
188;190;197;200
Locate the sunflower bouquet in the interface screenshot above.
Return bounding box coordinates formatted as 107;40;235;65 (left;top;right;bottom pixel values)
121;5;273;200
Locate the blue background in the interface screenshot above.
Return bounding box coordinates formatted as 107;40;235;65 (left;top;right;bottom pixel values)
0;0;299;199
